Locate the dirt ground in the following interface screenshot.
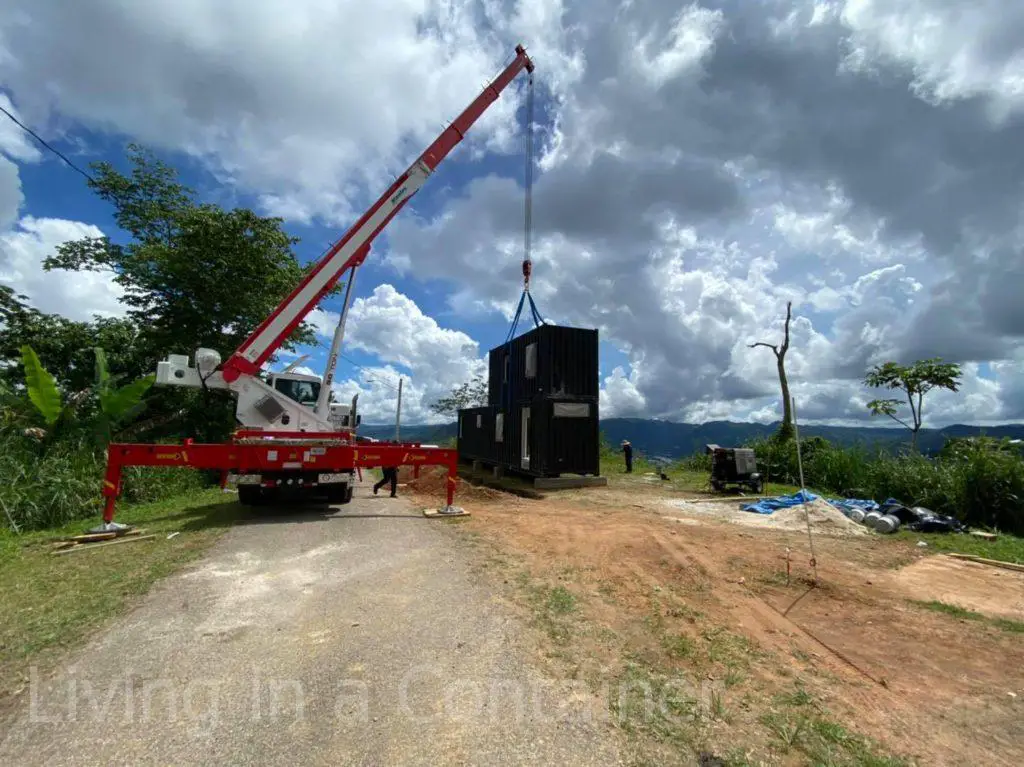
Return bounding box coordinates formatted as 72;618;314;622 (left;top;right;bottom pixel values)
889;557;1024;622
406;468;1024;766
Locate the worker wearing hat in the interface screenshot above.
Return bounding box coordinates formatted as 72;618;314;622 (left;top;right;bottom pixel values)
621;440;633;473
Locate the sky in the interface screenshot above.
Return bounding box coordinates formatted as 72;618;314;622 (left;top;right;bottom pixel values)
2;0;1024;428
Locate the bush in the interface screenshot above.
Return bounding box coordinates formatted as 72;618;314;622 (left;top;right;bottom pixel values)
743;434;1024;535
0;431;209;532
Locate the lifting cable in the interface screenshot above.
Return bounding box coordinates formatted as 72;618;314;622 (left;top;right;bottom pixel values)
505;73;545;344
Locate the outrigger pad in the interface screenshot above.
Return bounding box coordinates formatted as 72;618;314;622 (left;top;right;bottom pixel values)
423;506;470;518
87;520;133;534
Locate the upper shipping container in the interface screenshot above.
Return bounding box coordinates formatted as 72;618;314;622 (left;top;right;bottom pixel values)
488;325;599;407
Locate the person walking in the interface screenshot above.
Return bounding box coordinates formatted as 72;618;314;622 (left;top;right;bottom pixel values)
373;466;398;497
621;440;633;473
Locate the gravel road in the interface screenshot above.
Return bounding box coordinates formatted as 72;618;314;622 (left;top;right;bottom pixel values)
0;482;621;766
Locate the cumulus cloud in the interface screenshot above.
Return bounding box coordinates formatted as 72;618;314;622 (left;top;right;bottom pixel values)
1;94;126;322
0;216;126;320
600;366;646;418
3;0;1024;427
0;0;577;224
381;0;1024;425
327;284;486;424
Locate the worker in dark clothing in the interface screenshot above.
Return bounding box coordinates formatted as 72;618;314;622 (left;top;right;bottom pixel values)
373;466;398;497
621;440;633;473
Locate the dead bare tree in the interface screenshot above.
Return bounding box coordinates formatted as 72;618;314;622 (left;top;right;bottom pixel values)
749;301;794;441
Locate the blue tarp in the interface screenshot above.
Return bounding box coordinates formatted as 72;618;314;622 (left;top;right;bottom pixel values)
741;490;817;515
826;497;909;518
827;498;879;517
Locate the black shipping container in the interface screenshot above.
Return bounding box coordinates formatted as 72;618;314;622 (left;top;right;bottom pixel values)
488;325;598;407
458;399;599;478
456;405;497;463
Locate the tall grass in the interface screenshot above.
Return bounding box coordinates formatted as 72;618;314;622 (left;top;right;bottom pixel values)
0;431;208;532
747;435;1024;534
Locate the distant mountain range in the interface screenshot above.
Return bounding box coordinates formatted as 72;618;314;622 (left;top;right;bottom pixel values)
361;419;1024;459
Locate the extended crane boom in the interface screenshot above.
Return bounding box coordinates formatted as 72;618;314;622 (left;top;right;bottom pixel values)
99;44;536;527
222;44;535;384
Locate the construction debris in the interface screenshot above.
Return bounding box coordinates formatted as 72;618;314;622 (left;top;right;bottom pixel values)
946;553;1024;574
51;527;148;553
662;495;867;536
53;532;157;555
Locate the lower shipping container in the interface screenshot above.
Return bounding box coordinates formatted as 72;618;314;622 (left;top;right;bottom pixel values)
457;399;599;478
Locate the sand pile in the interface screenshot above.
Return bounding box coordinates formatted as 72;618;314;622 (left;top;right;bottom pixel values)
661;496;868;537
396;466;504;501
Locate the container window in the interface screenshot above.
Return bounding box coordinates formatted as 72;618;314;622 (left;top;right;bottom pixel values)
525;343;537;379
476;414;482;428
521;407;531;469
495;412;504;442
553;402;589;418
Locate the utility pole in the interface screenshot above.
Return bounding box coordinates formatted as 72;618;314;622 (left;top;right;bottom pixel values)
395;378;403;442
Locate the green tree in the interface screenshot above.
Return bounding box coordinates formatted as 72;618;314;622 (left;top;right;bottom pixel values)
42;144;319;368
27;144;335;443
429;376;488;419
864;357;962;452
1;285;142;392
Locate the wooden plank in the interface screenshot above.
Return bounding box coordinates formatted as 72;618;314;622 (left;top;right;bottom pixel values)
969;531;999;541
54;534;158;555
69;528;145;543
945;553;1024;573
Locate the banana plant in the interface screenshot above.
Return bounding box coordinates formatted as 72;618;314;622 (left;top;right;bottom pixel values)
17;345;155;447
19;345;67;426
91;347;156;445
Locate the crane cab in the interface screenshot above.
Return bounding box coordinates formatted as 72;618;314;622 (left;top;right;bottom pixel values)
267;372;361;430
268;372;321;408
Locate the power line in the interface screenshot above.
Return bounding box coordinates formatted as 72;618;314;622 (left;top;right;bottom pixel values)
4;96;417;406
0;102;97;184
338;351;403;393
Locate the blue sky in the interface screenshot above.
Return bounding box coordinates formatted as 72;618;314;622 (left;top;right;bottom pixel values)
2;0;1023;426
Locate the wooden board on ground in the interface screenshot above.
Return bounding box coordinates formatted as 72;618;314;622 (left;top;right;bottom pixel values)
423;508;471;519
946;552;1024;573
69;528;146;543
54;534;158;555
969;530;999;541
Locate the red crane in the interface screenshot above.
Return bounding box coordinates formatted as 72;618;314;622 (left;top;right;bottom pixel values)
98;45;535;526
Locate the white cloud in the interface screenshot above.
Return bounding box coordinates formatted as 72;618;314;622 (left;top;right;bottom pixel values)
840;0;1024;122
630;4;725;88
600;366;646;417
0;94;41;230
0;216;126;321
3;0;1024;429
0;156;20;230
0;0;567;224
325;284;486;424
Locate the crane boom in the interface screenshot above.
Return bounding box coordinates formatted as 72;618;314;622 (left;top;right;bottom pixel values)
221;44;535;384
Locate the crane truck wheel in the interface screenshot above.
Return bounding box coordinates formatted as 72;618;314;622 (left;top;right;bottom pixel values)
325;483;353;505
237;485;265;506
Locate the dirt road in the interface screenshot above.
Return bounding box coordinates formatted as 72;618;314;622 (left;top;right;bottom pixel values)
0;482;621;766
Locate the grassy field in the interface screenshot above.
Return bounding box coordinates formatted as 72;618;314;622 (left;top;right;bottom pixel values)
599;446;810;497
909;599;1024;633
894;529;1024;565
0;489;240;710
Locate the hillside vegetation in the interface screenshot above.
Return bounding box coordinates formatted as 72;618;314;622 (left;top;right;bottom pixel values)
602;432;1024;537
362;418;1024;458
